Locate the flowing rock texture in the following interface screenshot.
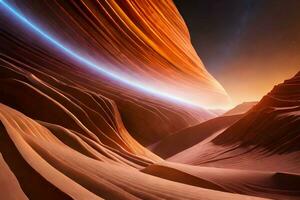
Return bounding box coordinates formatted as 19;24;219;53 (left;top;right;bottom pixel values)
1;0;229;108
0;0;298;199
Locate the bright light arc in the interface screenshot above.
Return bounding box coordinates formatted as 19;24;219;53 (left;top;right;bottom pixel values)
0;0;209;109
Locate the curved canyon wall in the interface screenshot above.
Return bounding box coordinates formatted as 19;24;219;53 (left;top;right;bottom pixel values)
0;0;229;108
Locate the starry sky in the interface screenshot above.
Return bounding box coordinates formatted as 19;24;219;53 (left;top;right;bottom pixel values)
174;0;300;105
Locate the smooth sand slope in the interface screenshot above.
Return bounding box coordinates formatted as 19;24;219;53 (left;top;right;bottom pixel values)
223;101;257;116
150;101;257;159
150;114;243;158
143;162;300;200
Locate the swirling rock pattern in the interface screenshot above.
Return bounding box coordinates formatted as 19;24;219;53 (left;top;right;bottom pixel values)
1;0;296;199
0;0;229;108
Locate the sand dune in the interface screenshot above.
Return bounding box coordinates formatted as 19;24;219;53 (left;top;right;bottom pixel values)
223;101;257;116
151;101;260;159
150;114;243;158
143;162;300;200
0;154;28;200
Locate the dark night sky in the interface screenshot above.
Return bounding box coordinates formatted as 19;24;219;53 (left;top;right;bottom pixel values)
174;0;300;105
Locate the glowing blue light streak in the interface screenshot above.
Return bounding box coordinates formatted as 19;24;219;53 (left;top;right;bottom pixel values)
0;0;208;109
